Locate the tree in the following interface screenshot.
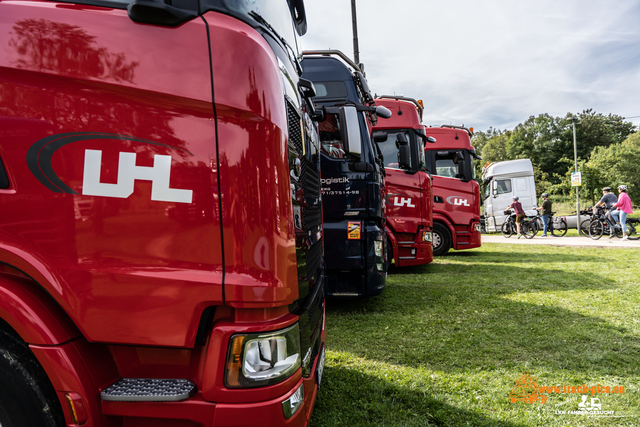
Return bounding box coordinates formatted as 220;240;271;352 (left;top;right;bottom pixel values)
506;111;636;188
584;131;640;203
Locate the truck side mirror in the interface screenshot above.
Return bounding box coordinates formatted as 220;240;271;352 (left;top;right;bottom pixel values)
339;105;362;158
375;105;392;119
372;131;388;143
492;180;498;197
298;78;316;98
396;133;411;170
454;150;466;180
426;136;436;144
298;78;326;122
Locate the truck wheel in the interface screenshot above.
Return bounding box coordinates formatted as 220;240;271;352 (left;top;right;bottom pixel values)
432;223;451;256
0;327;65;427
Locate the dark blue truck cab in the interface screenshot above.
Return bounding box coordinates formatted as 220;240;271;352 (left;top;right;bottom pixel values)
301;50;390;297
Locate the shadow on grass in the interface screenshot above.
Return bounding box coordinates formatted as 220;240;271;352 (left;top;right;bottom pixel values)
324;252;640;378
309;364;526;427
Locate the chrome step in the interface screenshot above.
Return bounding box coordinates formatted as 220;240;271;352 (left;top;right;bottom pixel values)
101;378;196;402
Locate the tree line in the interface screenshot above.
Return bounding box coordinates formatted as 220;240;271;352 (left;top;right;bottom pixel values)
471;109;640;205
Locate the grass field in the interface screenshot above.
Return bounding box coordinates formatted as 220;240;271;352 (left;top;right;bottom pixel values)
309;243;640;427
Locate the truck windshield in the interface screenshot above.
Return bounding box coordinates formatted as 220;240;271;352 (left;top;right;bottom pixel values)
434;152;458;178
319;113;346;159
483;184;491;200
213;1;299;53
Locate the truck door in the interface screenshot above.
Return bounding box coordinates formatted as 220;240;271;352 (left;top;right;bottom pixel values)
0;2;222;346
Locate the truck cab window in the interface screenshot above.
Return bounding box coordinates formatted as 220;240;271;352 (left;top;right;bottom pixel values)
313;81;348;99
319;113;345;158
378;132;411;169
496;179;512;194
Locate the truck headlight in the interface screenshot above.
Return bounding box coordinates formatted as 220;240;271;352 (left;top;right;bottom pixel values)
374;240;383;257
225;324;301;388
421;231;433;242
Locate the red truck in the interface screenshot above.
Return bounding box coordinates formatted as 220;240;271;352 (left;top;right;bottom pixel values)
425;125;482;256
0;1;325;426
372;97;434;267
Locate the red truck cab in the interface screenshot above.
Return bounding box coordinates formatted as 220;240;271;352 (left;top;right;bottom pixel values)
373;97;433;267
424;126;482;255
0;1;325;426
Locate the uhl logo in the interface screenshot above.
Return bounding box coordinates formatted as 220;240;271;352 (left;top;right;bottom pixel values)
82;150;193;203
393;197;415;208
446;196;470;206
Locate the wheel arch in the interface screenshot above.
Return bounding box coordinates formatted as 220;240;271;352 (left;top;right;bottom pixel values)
0;271;80;346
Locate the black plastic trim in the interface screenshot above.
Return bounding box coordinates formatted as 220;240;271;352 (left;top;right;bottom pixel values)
0;159;9;189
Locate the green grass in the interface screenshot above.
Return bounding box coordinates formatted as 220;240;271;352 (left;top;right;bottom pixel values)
309;244;640;426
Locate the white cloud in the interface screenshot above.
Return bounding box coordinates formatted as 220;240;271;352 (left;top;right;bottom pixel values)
301;0;640;132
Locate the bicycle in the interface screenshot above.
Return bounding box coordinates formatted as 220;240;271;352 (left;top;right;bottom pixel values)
588;207;640;240
532;211;567;237
502;210;537;239
577;208;593;236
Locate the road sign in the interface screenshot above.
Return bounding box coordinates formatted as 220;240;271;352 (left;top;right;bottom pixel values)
571;171;582;187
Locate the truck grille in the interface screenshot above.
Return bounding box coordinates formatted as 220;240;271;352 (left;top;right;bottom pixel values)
304;206;321;234
287;99;322;284
300;157;320;200
305;238;322;283
287;101;304;154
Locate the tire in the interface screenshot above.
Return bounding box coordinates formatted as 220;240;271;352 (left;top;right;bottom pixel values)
580;218;591;236
522;222;536;239
0;325;65;427
589;219;604;240
432;222;451;256
501;220;515;238
551;218;567;237
614;223;624;238
535;217;543;232
627;222;640;240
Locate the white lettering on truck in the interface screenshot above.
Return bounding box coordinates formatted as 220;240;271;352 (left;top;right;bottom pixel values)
393;197;415;208
82;149;193;203
446;196;470;206
321;177;350;185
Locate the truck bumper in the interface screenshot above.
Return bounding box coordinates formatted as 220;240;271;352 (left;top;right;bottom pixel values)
323;220;386;296
453;222;482;250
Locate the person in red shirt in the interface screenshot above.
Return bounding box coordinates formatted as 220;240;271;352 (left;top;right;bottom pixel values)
611;185;633;241
507;196;526;237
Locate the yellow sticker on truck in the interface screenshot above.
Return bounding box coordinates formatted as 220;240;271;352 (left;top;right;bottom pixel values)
347;221;361;240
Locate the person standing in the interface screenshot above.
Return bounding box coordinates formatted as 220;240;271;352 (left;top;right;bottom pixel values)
535;193;552;237
507;196;526;238
611;185;633;241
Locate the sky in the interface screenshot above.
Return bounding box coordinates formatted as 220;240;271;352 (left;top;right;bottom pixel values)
300;0;640;133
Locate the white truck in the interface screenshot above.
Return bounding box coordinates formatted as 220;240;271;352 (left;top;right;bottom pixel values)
482;159;537;232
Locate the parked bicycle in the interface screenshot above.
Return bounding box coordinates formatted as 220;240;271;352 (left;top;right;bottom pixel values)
588;206;640;240
532;211;567;237
502;209;537;239
577;208;593;236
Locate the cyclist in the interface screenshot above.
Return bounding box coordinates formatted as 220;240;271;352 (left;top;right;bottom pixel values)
535;193;552;237
611;185;633;241
507;196;526;238
594;186;618;237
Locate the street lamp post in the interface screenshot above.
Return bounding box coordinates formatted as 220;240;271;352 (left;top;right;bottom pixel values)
568;116;580;232
351;0;359;65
